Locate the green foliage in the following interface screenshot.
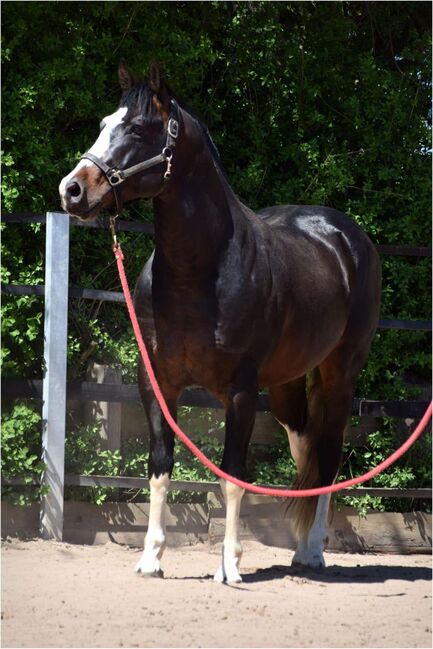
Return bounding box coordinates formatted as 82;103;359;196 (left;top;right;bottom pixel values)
2;2;431;510
1;404;47;505
338;420;432;515
63;410;221;505
65;423;123;504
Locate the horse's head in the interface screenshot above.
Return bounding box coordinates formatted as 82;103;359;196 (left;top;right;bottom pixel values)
59;61;186;220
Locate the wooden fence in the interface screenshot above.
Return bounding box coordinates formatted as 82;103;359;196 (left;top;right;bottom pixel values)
1;212;432;540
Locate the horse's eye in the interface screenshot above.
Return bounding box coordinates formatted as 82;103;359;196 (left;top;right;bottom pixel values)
129;124;143;137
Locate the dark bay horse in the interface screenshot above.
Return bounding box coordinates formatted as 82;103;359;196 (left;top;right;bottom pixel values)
59;62;381;582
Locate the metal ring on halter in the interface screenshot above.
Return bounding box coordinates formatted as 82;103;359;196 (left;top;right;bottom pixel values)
163;147;173;180
107;169;125;186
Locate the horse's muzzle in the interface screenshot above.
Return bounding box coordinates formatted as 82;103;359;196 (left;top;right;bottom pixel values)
59;168;111;220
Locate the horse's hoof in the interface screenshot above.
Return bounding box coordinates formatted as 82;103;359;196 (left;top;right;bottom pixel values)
213;566;225;583
136;567;164;578
292;560;324;573
214;564;242;584
291;544;326;571
291;553;325;572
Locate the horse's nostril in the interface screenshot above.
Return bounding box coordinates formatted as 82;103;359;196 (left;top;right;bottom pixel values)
67;181;82;198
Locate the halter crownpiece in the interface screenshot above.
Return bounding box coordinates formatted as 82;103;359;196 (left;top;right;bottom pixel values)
80;99;180;214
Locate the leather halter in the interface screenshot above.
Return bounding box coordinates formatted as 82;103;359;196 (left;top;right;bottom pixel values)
80;99;180;214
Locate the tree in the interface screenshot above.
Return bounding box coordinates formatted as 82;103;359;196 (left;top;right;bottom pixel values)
1;1;431;507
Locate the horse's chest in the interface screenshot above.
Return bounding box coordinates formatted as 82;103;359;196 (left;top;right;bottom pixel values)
153;293;237;391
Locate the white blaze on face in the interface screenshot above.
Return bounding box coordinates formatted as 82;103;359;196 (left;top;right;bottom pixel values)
59;106;128;197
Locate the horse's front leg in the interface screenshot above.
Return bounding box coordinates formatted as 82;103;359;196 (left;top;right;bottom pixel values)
135;360;179;577
214;360;258;584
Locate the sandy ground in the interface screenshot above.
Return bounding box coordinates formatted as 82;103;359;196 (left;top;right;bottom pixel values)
1;538;431;649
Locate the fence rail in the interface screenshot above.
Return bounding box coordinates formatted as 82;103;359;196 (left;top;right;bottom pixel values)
3;475;431;500
2;212;432;332
3;284;431;331
2;211;432;539
2;377;430;419
3;211;432;256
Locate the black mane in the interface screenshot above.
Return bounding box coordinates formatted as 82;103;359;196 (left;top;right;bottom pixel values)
119;82;227;177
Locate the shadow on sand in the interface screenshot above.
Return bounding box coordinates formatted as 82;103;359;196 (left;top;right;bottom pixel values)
167;562;431;585
241;562;432;584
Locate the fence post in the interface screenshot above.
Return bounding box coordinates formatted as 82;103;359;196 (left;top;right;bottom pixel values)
40;211;70;540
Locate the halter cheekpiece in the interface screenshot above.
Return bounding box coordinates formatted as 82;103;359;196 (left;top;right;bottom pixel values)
80;99;180;214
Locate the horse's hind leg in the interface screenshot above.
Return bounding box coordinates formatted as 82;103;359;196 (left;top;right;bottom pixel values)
214;360;258;584
269;376;309;468
291;354;361;569
269;377;325;563
134;360;179;577
270;368;353;569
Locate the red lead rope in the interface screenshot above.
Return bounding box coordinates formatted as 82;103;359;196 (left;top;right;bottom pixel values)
114;243;432;497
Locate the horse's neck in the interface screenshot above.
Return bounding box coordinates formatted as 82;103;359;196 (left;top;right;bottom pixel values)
152;151;242;281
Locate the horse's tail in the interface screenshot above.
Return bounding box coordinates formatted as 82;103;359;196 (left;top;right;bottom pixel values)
287;447;321;539
284;369;326;539
286;364;352;539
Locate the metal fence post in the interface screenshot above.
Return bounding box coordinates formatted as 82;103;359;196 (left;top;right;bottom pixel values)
40;211;70;540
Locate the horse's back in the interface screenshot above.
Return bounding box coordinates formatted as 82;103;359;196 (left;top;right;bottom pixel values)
258;203;381;309
258;204;376;258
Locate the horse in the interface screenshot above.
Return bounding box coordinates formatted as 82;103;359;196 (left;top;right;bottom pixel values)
59;61;381;582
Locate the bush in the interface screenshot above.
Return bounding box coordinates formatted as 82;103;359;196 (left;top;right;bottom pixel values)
1;404;47;506
2;2;431;511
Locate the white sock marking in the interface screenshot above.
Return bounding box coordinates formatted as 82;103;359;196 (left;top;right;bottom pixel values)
214;479;245;583
135;473;170;576
293;493;331;568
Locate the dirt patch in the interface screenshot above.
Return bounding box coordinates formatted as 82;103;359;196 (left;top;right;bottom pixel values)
1;538;431;648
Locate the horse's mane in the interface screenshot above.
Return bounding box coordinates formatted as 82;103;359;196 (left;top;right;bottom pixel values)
120;82;228;179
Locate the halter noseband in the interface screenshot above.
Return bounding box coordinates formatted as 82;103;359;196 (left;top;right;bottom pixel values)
80;99;180;214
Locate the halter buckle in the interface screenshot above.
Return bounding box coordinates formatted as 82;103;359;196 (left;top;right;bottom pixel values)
107;169;125;186
167;118;179;139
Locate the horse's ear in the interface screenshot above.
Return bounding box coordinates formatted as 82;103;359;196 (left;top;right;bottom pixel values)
149;61;170;117
118;59;138;91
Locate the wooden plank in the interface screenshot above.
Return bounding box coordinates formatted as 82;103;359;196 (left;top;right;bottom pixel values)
328;509;433;554
40;212;70;541
2;212;154;234
4;475;431;500
74;218;154;235
3;284;432;331
69;287;125;302
3;214;432;256
208;494;432;553
379;318;431;331
2;500;431;553
375;244;432;257
1;284;45;297
353;398;431;419
1;502;40;537
1;284;126;303
63;501;209;547
84;363;122;453
4;284;433;332
1;501;208;547
2;213;47;224
2;377;430;420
